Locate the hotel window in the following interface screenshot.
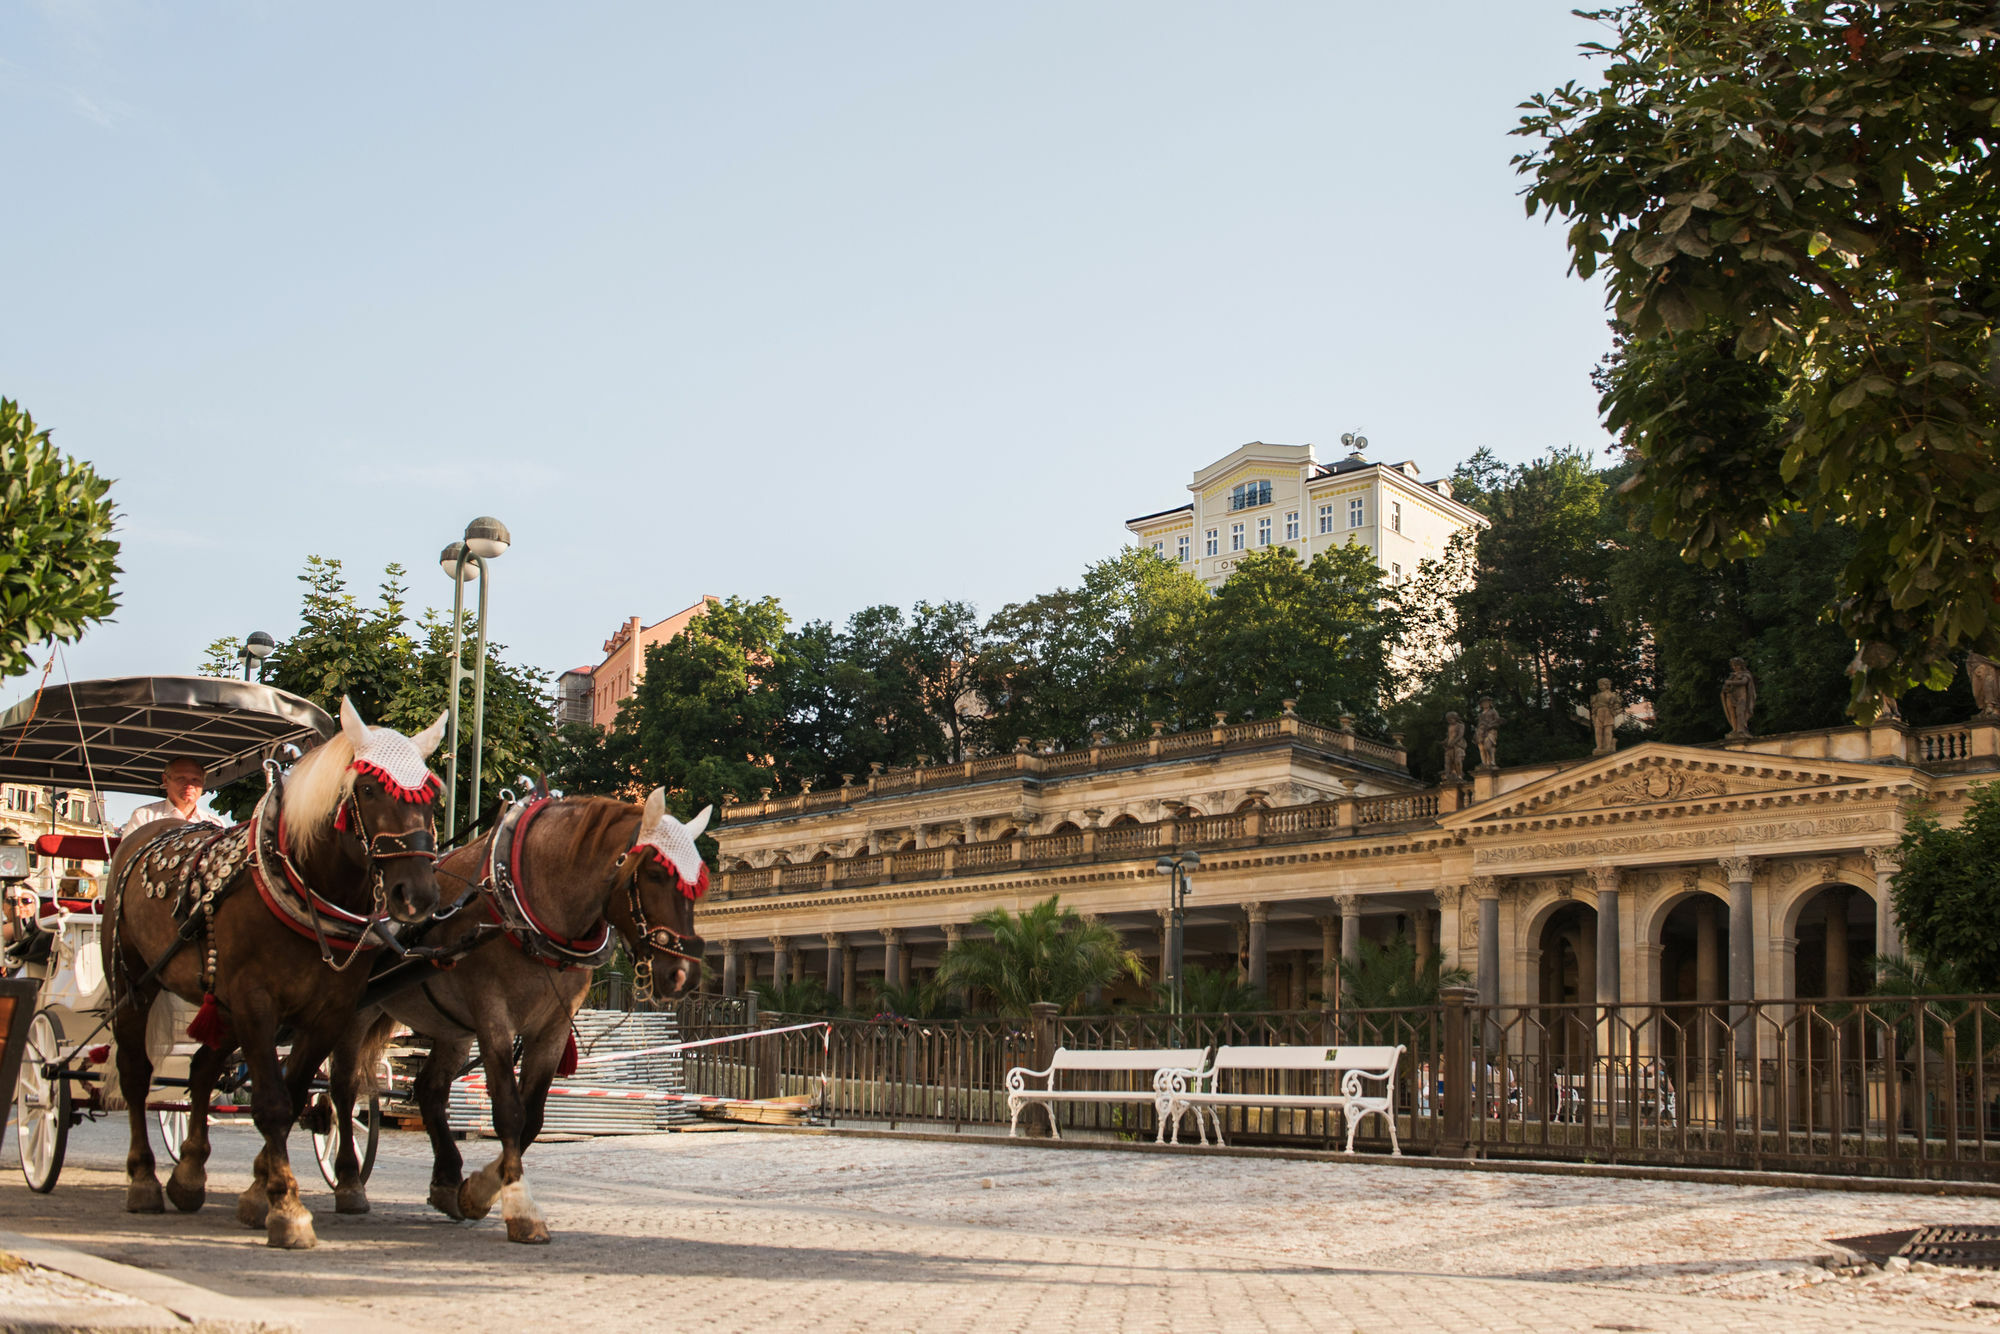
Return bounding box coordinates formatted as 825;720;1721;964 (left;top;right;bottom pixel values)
1205;528;1219;556
1391;501;1402;534
1348;497;1365;528
1229;480;1272;511
1317;504;1334;535
1177;534;1190;563
1152;540;1164;557
1257;517;1272;546
1284;511;1299;540
1391;562;1402;583
1230;522;1245;552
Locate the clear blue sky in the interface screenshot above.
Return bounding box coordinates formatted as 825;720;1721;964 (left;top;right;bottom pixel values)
5;2;1615;706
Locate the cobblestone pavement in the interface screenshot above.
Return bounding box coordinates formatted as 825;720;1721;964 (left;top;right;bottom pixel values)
9;1118;2000;1331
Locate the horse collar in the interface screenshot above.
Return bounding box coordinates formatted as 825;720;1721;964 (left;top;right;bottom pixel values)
484;798;613;971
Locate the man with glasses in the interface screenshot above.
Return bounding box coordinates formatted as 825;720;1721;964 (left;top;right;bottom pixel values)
120;758;225;838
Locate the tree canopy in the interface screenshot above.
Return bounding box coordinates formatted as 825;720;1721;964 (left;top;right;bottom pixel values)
933;896;1141;1015
0;399;119;682
1515;1;1999;713
1887;781;2000;991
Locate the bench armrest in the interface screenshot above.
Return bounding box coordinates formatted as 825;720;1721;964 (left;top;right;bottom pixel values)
1339;1066;1397;1100
1005;1064;1056;1094
1153;1065;1211;1096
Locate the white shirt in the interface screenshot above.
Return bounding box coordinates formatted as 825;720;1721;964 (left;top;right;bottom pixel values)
120;800;226;839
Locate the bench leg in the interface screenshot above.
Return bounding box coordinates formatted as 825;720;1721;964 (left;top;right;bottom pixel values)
1007;1096;1021;1138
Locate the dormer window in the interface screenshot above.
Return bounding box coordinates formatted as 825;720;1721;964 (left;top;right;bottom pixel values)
1229;480;1273;511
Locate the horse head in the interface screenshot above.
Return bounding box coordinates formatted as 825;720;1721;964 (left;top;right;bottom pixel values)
332;697;447;924
609;786;709;996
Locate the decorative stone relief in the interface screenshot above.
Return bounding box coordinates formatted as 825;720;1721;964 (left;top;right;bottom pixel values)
1473;814;1888;866
1601;770;1728;805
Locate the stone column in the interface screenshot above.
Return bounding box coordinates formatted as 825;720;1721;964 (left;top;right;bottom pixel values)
840;940;858;1010
1694;897;1720;1002
769;935;789;993
1290;950;1309;1010
791;948;806;986
1470;877;1501;1007
1245;902;1269;994
1234;920;1249;984
1719;856;1755;1005
1591;865;1621;1005
1822;886;1850;999
823;933;845;1004
899;942;915;992
1869;847;1905;962
1415;898;1436;977
882;928;904;991
721;939;741;998
1338;894;1361;966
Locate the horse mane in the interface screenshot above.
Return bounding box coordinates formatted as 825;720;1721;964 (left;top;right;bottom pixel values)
283;731;358;858
548;795;643;862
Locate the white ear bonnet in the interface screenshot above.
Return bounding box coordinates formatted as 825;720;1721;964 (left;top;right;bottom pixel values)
338;697;445;803
632;792;711;898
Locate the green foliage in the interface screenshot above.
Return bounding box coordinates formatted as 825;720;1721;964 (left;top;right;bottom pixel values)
0;399;120;681
867;978;963;1021
1338;935;1471;1011
197;636;239;679
1516;3;2000;711
210;556;550;822
1199;544;1398;727
751;976;834;1017
935;895;1142;1015
1887;782;2000;992
1163;964;1268;1015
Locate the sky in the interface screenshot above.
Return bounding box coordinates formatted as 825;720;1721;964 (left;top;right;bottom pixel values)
5;1;1617;714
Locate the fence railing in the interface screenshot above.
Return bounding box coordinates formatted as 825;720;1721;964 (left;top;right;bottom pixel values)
672;992;2000;1180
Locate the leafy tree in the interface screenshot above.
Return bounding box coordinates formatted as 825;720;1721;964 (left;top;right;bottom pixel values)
619;595;795;822
211;557;551;823
1886;782;2000;991
934;896;1142;1015
1197;544;1399;728
867;978;963;1022
197;636;240;679
0;399;119;681
1164;964;1268;1015
1338;935;1472;1010
1515;2;2000;711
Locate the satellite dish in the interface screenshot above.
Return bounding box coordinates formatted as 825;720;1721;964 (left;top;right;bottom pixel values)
1340;432;1355;448
1355;435;1368;451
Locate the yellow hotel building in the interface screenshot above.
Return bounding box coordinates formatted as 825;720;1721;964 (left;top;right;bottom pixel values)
1124;440;1487;589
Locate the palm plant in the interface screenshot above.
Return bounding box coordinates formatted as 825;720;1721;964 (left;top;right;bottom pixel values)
867;977;964;1022
751;976;834;1017
1159;963;1267;1014
934;895;1143;1015
1337;935;1471;1011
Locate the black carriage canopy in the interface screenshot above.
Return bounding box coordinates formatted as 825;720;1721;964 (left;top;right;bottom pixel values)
0;676;335;796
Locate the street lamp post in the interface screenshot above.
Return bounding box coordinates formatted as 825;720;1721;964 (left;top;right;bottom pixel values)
237;631;275;681
1153;848;1200;1015
438;517;510;842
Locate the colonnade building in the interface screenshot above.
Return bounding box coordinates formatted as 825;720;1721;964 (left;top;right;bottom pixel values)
702;707;1997;1012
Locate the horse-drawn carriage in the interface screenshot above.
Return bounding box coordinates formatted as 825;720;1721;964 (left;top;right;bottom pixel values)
1;676;378;1193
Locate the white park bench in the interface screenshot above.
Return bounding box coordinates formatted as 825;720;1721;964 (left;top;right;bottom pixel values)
1005;1047;1211;1140
1158;1044;1406;1155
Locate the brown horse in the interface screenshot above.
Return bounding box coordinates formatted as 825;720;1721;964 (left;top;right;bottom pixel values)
325;787;706;1242
102;698;445;1249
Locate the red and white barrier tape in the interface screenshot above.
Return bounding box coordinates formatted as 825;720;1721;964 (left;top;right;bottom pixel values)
569;1019;831;1069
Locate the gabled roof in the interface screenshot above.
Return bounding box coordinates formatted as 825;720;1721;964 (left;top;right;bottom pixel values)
1441;743;1920;842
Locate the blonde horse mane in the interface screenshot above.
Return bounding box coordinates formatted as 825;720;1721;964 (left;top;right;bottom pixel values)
282;731;357;858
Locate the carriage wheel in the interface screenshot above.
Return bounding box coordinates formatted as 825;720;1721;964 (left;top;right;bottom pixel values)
15;1009;71;1193
310;1090;380;1188
155;1108;189;1163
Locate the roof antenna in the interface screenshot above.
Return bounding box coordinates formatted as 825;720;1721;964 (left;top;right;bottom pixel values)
1340;432;1368;457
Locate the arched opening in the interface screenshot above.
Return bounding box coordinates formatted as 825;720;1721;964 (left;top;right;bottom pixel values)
897;839;917;853
1234;798;1262;813
1050;821;1081;836
1654;891;1733;1087
994;827;1019;842
1792;883;1877;1000
1109;814;1139;827
1537;901;1599;1077
810;849;832;863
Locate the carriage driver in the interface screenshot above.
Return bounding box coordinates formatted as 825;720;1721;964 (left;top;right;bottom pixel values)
120;757;227;838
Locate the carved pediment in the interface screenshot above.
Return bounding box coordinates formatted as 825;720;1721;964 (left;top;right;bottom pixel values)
1445;744;1901;832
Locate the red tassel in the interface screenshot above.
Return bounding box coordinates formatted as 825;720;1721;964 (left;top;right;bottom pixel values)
187;993;232;1050
557;1029;579;1078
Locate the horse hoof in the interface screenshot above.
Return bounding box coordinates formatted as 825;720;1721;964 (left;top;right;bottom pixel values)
458;1180;495;1221
125;1178;165;1214
267;1209;317;1250
236;1187;270;1229
428;1184;466;1221
165;1175;205;1214
334;1187;370;1216
506;1216;551;1245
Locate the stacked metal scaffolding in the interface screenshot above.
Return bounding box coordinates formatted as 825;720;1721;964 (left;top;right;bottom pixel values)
448;1008;692;1136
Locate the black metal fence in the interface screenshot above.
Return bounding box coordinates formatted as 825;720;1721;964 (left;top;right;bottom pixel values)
670;990;2000;1180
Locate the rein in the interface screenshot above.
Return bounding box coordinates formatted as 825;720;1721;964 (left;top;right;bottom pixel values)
481;799;614;970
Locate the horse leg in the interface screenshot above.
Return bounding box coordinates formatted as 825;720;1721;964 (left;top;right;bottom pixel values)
112;992;164;1213
498;1022;566;1245
419;1034;473;1220
165;1043;228;1212
234;1011;316;1249
459;1020;526;1226
327;1012;393;1215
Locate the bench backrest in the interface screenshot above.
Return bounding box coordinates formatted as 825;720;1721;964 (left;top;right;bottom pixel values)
1049;1047;1209;1074
1212;1044;1404;1073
